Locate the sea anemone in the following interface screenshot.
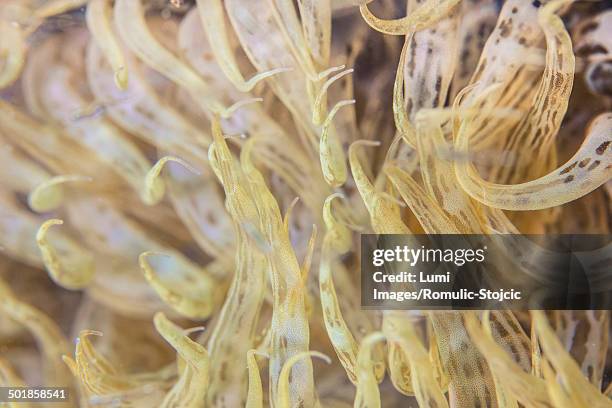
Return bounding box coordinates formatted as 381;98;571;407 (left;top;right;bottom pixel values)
0;0;610;407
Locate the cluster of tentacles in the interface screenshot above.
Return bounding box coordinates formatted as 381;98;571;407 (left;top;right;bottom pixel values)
0;0;611;407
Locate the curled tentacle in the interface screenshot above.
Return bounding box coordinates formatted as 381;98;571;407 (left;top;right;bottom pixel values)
154;312;210;408
359;0;461;35
86;0;128;89
319;99;354;187
36;218;95;290
28;174;92;213
277;351;331;408
139;251;221;319
144;156;200;205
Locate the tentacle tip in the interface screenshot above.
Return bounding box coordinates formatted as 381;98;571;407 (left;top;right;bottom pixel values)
36;219;64;242
114;67;128;90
